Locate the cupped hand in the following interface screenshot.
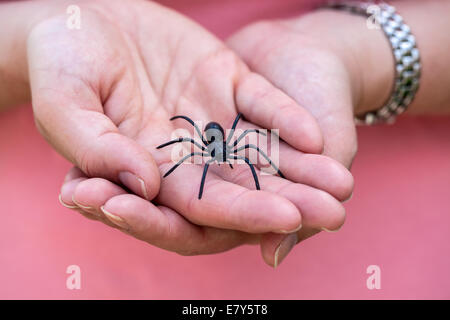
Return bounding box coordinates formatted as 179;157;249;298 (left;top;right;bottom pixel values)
29;0;352;260
228;10;360;264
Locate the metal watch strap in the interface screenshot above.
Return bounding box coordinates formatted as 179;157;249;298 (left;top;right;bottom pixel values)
327;1;421;125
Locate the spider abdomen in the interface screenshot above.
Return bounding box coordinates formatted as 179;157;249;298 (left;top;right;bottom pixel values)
206;141;226;163
204;122;224;143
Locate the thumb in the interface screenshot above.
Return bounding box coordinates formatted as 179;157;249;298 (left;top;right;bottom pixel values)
29;73;160;201
32;88;160;200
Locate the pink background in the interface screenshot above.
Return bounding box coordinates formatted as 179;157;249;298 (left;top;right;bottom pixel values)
1;0;450;299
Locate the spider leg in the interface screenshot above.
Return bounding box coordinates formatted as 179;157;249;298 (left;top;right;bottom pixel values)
230;129;267;148
225;113;243;145
232;144;285;178
163;152;207;178
229;155;260;190
198;159;215;199
156;137;206;151
170;115;208;145
224;160;234;169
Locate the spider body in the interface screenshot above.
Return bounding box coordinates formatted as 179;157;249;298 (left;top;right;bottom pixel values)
204;122;227;162
206;141;227;162
157;113;285;199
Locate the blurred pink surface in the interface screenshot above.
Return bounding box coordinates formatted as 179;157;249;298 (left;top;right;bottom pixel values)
1;0;450;299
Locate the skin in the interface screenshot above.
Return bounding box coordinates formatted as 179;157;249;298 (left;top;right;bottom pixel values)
0;0;353;264
228;0;450;265
2;0;448;267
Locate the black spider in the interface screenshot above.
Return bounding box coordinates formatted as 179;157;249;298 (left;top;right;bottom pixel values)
157;113;285;199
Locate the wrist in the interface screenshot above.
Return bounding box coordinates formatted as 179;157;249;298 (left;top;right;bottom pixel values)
0;2;33;109
290;9;395;116
0;0;90;110
337;11;395;117
324;9;395;116
0;1;58;109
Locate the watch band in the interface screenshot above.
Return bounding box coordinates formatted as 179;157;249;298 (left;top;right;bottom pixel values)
327;1;421;125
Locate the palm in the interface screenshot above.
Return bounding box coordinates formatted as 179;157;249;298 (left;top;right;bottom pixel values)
30;0;353;259
228;19;358;168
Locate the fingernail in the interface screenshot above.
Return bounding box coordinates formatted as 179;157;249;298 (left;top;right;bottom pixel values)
321;226;342;233
274;233;298;268
71;195;93;210
118;171;148;200
278;223;302;234
58;194;77;209
71;195;102;217
101;206;130;230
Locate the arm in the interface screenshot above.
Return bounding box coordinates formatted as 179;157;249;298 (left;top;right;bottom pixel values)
316;0;450;115
0;1;31;110
374;0;450;114
0;0;64;110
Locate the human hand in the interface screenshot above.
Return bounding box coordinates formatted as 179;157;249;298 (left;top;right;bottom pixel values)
25;0;352;260
227;9;388;263
228;12;366;168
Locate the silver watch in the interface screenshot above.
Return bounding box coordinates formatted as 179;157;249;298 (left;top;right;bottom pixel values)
327;1;421;125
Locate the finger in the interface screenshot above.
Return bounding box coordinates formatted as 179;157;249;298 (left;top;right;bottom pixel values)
73;177;127;213
60;175;87;209
235;72;323;154
59;174;101;222
230;120;354;201
59;169;123;227
101;194;259;255
259;227;321;267
61;169;261;254
156;160;302;234
33;100;160;201
260;225;341;267
259;232;298;268
63;167;85;183
262;177;346;232
226;169;346;232
58;197;99;222
61;170;177;233
296;227;322;242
